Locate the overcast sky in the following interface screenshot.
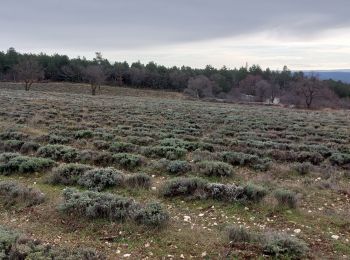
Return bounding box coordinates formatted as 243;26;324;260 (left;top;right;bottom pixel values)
1;0;350;70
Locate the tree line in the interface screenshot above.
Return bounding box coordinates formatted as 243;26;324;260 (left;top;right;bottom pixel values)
0;47;349;108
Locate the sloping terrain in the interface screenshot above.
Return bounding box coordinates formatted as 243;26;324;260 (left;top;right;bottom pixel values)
0;83;349;259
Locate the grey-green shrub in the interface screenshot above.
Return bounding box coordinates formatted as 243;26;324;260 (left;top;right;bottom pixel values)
192;149;218;163
78;150;114;167
252;158;271;171
59;188;134;221
162;178;268;203
221;151;259;166
0;131;28;140
77;168;124;191
142;146;187;160
225;226;308;258
330;153;350;166
0;181;45;207
161;177;208;197
93;140;110;150
37;145;79;162
154;159;191;175
20;141;40;154
297;151;323;165
74;130;94;139
293;162;312;175
274;189;298;208
113;153;143;169
0;140;24;152
125;173;151;188
0;154;55;175
0;225;104;259
205;183;244;202
48;163;93;185
160;138;189;148
48;134;71;144
59;188;169;227
133;202;169;227
243;184;268;203
166;160;191;175
0;152;19;162
205;183;267;203
109;142;135;153
197;160;234;177
0;226;18;259
221;151;271;171
263;233;308;259
227;226;256;243
127;135;154;146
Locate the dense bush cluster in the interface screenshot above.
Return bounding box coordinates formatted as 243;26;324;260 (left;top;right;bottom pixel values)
78;150;114;166
35;144;145;170
142;145;187;160
160;138;213;152
133;202;169;227
196;160;234;177
59;188;168;227
161;177;208;198
37;144;79;162
125;172;151;188
329;153;350;167
0;140;40;154
263;233;309;258
0;153;55;175
48;163;93;185
48;164;151;191
0;225;104;259
77;168;124;191
59;188;134;221
221;151;271;171
113;153;143;169
221;151;258;166
109;142;136;153
155;159;191;175
0;131;28;141
226;225;308;259
74;129;94;139
161;177;268;203
0;140;24;152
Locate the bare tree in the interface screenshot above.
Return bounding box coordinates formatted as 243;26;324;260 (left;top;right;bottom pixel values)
238;75;263;96
255;80;270;102
256;80;281;104
184;75;215;99
269;82;281;104
14;58;44;91
295;77;324;109
83;65;106;95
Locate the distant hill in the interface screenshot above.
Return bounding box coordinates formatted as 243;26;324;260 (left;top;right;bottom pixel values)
304;70;350;83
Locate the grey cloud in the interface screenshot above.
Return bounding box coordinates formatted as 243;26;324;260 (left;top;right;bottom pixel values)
1;0;350;51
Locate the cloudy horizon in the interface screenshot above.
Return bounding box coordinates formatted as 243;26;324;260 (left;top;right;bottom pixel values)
1;0;350;70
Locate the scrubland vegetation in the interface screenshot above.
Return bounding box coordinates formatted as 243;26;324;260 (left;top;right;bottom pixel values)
0;82;349;259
